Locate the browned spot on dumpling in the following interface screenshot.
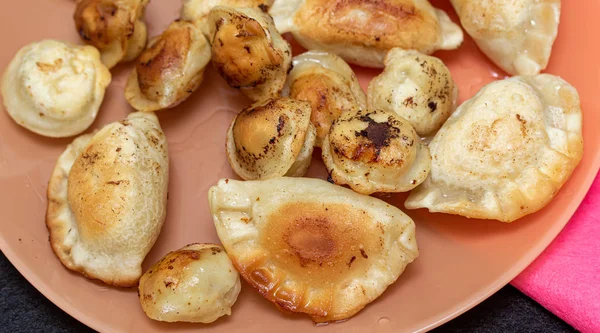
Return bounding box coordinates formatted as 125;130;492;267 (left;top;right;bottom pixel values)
35;58;63;72
331;111;403;164
355;117;395;150
283;217;336;266
222;200;386;318
260;202;380;274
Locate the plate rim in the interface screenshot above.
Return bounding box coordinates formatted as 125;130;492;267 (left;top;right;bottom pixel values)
2;152;599;333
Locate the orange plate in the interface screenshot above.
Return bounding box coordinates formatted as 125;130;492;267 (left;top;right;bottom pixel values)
0;1;599;332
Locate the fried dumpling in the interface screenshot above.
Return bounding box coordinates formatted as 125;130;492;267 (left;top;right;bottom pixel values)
1;40;111;138
138;244;241;323
405;74;583;222
322;109;431;195
208;177;419;322
368;48;457;136
125;20;211;112
181;0;273;36
46;112;169;287
269;0;463;68
450;0;560;75
208;6;292;101
74;0;149;69
285;50;366;147
226;97;316;180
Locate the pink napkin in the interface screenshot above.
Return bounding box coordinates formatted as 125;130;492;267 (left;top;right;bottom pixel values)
512;172;600;332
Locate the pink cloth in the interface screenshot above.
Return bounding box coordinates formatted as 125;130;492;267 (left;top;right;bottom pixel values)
512;173;600;332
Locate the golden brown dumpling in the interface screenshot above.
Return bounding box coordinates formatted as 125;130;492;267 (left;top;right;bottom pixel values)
208;177;418;322
285;50;366;147
74;0;149;69
269;0;463;68
1;40;111;138
125;20;211;112
46;112;169;287
405;74;583;222
138;244;241;323
368;48;457;136
208;6;292;101
322;109;431;195
226;97;316;180
450;0;560;75
181;0;273;36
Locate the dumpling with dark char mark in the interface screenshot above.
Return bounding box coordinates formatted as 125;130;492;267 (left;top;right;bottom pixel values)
208;6;292;102
226;97;316;180
208;177;418;322
322;109;431;195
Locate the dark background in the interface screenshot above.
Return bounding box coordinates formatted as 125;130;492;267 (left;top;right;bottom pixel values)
0;253;576;333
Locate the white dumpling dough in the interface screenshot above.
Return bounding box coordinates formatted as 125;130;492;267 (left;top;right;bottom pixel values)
451;0;561;75
405;74;583;222
1;40;111;137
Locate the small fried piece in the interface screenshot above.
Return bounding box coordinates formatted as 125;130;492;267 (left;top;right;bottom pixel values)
322;109;431;194
286;50;366;147
74;0;149;68
138;243;241;323
208;6;292;101
226;97;316;180
125;20;211;112
368;48;457;136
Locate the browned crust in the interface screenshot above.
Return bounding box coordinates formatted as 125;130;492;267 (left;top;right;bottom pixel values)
294;0;440;53
211;13;284;88
126;21;209;111
136;22;193;102
225;202;382;322
289;71;357;146
330;110;412;166
227;98;311;179
209;7;291;101
45;150;139;288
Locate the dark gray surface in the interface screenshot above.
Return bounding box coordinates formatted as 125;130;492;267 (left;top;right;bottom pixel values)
0;252;576;333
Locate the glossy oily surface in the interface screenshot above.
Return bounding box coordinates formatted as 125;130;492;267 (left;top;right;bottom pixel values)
0;1;599;333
